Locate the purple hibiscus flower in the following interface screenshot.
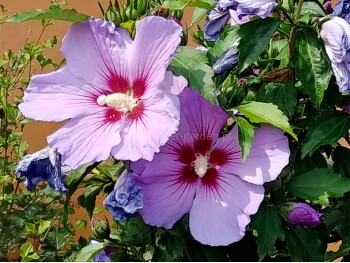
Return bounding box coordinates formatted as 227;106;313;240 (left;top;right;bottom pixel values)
131;88;290;246
204;0;277;41
19;17;185;169
288;203;322;228
320;16;350;93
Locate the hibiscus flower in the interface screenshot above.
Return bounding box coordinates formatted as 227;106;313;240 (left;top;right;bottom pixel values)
132;88;290;246
19;17;185;168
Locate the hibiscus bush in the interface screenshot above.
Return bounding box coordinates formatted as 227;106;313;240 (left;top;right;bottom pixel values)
2;0;350;261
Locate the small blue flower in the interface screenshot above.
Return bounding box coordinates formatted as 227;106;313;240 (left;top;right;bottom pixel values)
213;45;239;75
332;0;350;23
16;147;68;194
104;170;143;222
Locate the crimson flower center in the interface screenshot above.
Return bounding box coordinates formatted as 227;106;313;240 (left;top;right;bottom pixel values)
97;92;139;114
192;153;209;178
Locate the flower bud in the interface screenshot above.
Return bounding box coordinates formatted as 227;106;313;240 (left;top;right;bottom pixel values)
91;218;111;240
105;6;122;26
288;202;321;228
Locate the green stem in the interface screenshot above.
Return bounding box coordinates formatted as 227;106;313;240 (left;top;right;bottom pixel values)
288;0;304;81
280;6;294;25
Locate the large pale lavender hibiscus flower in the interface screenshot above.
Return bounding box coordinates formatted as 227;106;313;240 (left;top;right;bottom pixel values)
132;88;290;246
19;17;185;168
320;16;350;93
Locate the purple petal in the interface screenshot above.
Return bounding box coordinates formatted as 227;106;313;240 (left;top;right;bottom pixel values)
229;9;250;25
178;88;229;143
128;16;183;99
62;19;129;84
48;112;124;168
164;71;188;95
203;9;231;42
133;154;197;228
234;0;277;19
189;172;264;246
111;90;180;162
19;67;101;122
213;125;289;185
321;17;350;93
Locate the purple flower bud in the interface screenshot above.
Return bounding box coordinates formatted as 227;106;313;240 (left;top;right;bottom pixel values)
288;203;321;228
213;46;239;75
236;78;247;88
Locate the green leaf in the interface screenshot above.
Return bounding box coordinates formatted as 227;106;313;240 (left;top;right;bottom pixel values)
290;29;332;107
37;220;51;235
333;146;350;178
20;242;33;258
285;224;325;261
256;82;297;119
25;222;36;234
120;216;151;246
163;0;213;10
78;185;103;218
234;116;255;162
250;203;284;261
191;0;215;26
47;231;70;250
76;219;87;230
65;163;96;195
170;46;216;103
300;2;326;16
208;26;240;64
288;168;350;201
301;110;350;158
6;5;90;23
235;101;297;140
75;242;104;262
236;18;281;73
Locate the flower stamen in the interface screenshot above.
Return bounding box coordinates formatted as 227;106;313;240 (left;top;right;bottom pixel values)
193;153;209;178
97;93;139;114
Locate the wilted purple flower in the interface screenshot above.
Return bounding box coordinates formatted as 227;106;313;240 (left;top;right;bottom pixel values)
132;88;290;246
288;203;322;228
324;1;333;14
320;17;350;93
19;17;185;169
204;0;277;41
332;0;350;23
213;45;239;75
104;170;143;222
16;147;68;194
